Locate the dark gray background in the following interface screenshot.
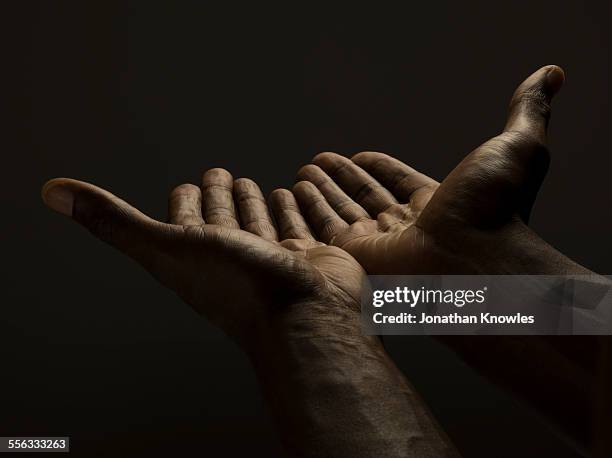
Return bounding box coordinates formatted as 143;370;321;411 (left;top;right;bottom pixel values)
5;1;611;456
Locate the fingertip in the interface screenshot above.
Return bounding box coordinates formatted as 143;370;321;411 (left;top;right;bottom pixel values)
233;177;258;190
505;65;566;140
350;151;373;162
170;183;200;196
269;188;301;217
351;151;386;166
292;180;316;195
295;164;322;182
544;65;565;97
312;151;346;168
519;65;565;99
269;188;292;201
42;178;75;217
234;177;265;202
202;167;233;183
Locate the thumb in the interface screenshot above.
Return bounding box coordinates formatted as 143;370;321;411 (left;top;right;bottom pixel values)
42;178;176;272
502;65;565;222
504;64;565;143
420;66;565;231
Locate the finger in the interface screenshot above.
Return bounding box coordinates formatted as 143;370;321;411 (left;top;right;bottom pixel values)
296;164;369;224
311;152;397;216
269;188;315;241
293;181;348;244
504;65;565;144
41;178;175;273
168;184;205;226
201;168;240;229
351;152;438;204
233;178;278;241
502;65;563;222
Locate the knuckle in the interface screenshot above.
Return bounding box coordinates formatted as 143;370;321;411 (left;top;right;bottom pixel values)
500;131;550;163
529;140;550;164
245;220;276;234
354;180;379;201
209;214;240;229
515;87;551;121
489;132;551;179
286;229;307;240
236;194;265;206
80;202;117;244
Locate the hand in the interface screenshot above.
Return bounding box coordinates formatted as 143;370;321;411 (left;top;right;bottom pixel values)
292;65;588;276
42;173;458;457
41;169;366;346
291;65;604;446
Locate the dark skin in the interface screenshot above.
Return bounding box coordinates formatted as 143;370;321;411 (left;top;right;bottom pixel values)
42;64;608;455
291;65;610;448
42;172;458;457
292;65;579;277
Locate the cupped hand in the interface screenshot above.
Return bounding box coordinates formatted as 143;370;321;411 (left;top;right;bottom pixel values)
293;65;587;276
42;169;366;345
292;65;602;444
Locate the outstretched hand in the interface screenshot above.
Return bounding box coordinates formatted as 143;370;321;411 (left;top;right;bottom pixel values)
292;65;588;276
42;172;456;458
42;170;366;346
291;65;602;445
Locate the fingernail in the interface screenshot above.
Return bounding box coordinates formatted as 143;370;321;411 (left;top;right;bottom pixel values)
42;181;74;216
545;65;565;96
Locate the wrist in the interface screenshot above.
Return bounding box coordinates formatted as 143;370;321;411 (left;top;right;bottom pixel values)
489;222;593;275
245;299;457;457
451;221;594;276
245;298;379;363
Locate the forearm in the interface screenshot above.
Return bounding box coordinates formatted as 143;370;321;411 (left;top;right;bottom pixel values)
440;334;594;443
442;224;610;443
248;302;458;458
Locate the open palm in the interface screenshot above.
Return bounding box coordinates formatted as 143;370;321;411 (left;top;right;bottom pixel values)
42;169;366;345
292;66;582;276
291;65;599;443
